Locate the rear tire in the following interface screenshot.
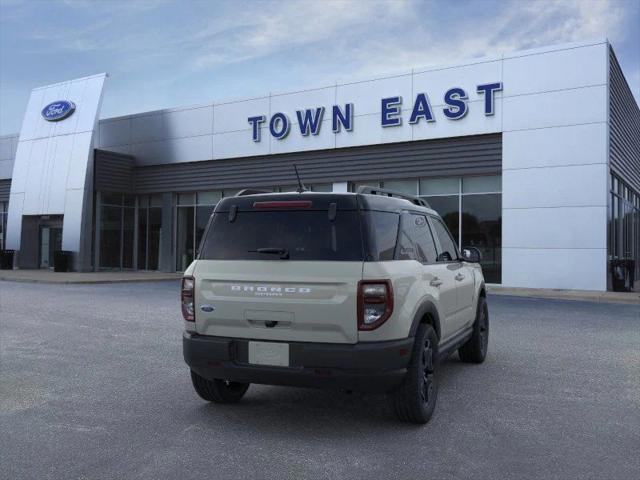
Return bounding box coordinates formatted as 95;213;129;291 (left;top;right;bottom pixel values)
458;296;489;363
190;370;249;403
390;324;438;424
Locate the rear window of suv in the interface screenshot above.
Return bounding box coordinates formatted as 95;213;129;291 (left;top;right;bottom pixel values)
199;210;365;261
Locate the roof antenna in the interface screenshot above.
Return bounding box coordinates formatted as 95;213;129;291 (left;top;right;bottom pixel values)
293;164;307;193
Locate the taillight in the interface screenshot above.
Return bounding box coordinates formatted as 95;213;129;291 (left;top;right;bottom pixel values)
357;280;394;331
181;276;195;322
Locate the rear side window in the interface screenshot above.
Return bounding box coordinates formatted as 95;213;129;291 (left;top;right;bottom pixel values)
431;217;458;261
199;210;364;261
396;213;438;263
361;211;399;261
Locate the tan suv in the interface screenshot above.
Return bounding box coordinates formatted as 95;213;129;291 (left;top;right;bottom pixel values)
182;187;488;424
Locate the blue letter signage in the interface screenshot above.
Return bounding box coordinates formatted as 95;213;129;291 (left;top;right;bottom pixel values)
249;82;502;141
41;100;76;122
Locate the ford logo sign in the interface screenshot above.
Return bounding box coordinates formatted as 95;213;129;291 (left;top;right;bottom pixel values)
41;100;76;122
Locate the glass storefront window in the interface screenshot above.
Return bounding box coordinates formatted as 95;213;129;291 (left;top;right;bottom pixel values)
99;205;122;269
461;194;502;283
382;179;418;195
423;195;460;244
176;190;222;271
0;202;6;250
420;177;459;195
462;175;501;193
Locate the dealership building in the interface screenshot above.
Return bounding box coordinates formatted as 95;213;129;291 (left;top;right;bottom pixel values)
0;39;638;291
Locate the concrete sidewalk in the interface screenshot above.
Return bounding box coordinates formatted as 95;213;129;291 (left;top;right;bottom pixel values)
0;269;182;284
488;285;640;305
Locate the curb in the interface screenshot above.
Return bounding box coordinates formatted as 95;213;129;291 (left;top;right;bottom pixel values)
487;287;640;305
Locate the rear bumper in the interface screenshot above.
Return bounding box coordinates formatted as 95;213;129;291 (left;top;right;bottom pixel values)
183;332;414;393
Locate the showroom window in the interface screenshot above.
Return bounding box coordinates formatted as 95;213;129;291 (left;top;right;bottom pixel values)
98;193;135;270
609;173;639;291
0;201;7;250
137;195;163;271
350;176;502;283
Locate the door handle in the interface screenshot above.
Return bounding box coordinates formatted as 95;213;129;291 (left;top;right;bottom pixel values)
430;278;443;287
455;273;465;281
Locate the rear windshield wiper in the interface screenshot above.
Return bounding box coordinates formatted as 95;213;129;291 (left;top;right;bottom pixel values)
249;247;290;259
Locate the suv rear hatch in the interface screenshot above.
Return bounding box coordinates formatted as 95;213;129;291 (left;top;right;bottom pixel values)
193;194;364;344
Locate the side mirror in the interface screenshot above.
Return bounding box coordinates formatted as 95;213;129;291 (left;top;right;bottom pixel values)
461;247;482;263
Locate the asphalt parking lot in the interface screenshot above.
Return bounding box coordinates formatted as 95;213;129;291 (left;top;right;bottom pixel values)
1;280;638;480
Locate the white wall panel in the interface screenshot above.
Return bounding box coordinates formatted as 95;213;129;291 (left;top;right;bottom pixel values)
271;86;336;116
502;248;607;291
99;118;130;147
412;99;502;141
503;163;607;209
336;74;412;116
413;60;502;104
65;132;93;190
214;97;269;134
214;128;271;159
503;44;607;97
131;113;164;143
18;88;45;141
503;123;607;170
61;188;84;251
163;106;213;139
0;159;13;179
503;206;607;249
47;135;73;213
270;118;335;155
503;85;607;131
131;135;213;166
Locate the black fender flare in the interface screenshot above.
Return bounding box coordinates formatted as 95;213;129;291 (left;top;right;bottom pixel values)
409;300;442;340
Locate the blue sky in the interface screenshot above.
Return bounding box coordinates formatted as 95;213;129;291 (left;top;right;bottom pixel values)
0;0;638;135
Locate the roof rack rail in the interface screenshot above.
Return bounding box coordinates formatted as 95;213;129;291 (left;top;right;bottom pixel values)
235;188;273;197
356;185;431;208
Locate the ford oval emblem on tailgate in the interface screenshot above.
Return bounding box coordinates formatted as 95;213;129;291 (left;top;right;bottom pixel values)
200;305;215;312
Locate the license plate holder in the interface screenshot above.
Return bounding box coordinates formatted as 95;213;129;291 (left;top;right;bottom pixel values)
248;341;290;367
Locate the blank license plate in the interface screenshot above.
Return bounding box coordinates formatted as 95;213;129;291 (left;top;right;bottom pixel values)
248;341;289;367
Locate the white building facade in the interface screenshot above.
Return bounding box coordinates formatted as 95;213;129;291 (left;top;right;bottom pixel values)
0;40;638;291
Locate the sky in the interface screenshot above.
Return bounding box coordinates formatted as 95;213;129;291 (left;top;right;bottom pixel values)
0;0;638;135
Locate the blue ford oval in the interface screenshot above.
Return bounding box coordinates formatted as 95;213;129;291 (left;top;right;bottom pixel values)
41;100;76;122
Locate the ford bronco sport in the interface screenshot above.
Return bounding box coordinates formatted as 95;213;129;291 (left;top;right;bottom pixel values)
182;187;488;424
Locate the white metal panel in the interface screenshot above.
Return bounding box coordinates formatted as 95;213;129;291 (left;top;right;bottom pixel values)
503;85;607;131
98;117;131;147
5;192;24;247
47;134;73;213
0;160;13;179
214;97;270;134
163;105;213;139
131;135;213;166
270;118;335;155
503;206;607;249
413;60;502;104
0;136;15;160
32;83;67;140
18;88;45;142
61;188;85;251
503;123;607;170
336;74;412;116
21;138;48;214
335;113;382;149
502;247;607;291
503;44;607;96
51;79;85;137
131;113;164;143
503;163;608;209
65;131;93;190
270;86;336;118
73;75;107;133
213;128;270;159
412;99;502;141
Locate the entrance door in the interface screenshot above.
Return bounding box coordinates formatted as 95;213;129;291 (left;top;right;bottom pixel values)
39;226;62;268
